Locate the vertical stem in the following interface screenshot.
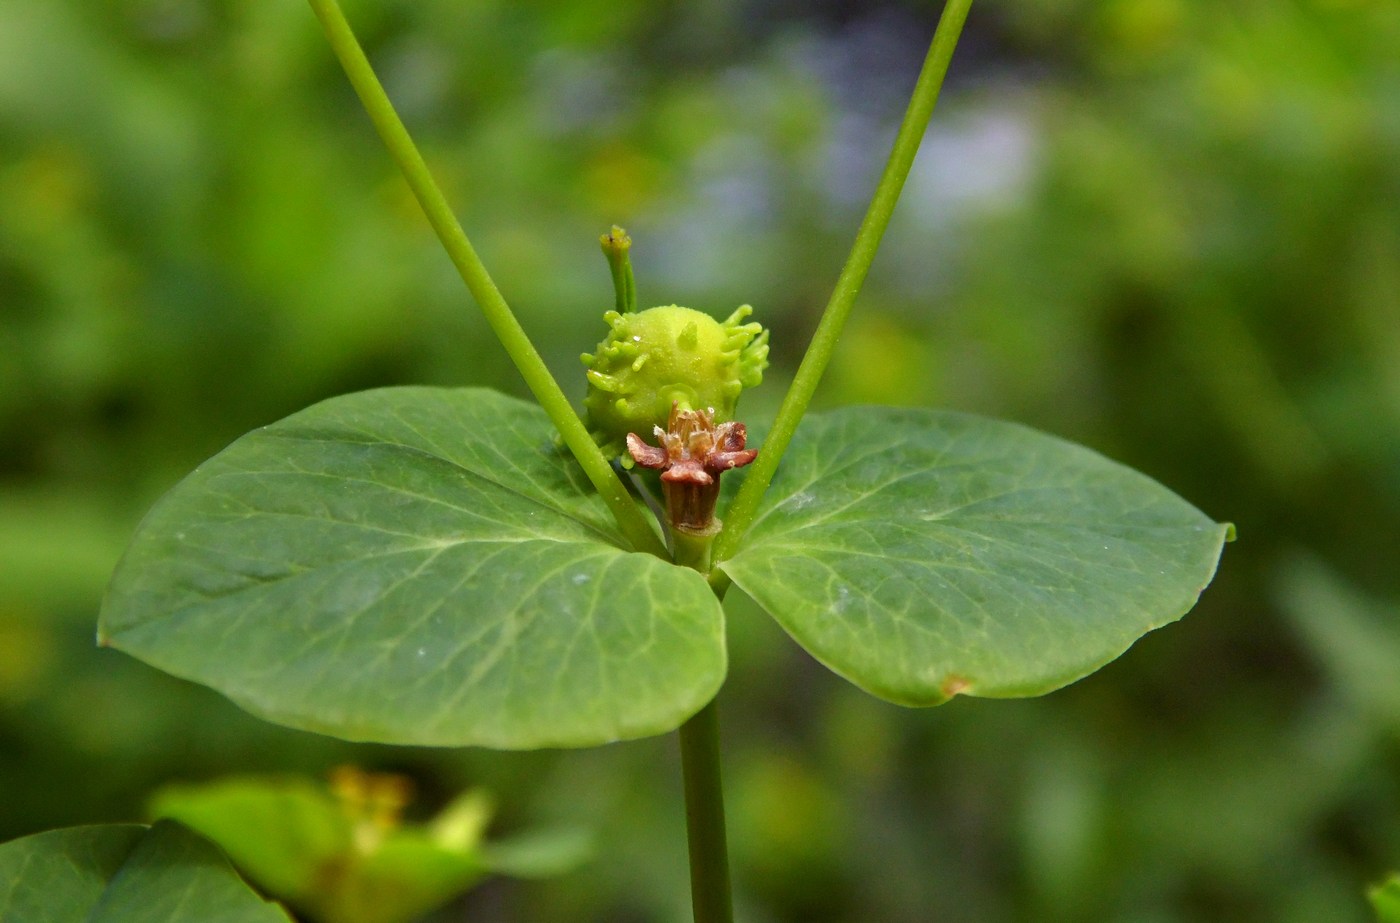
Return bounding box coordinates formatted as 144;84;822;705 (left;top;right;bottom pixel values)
672;528;716;574
671;530;732;923
306;0;665;558
679;699;734;923
712;0;974;564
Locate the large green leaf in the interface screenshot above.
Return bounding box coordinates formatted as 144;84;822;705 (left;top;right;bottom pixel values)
721;406;1231;705
100;387;725;748
0;825;144;922
0;822;292;923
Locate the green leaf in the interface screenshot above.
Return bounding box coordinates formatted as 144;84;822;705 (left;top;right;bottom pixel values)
427;789;494;851
100;387;725;748
480;826;594;879
0;822;293;923
150;774;499;923
150;777;353;903
329;835;485;923
1373;874;1400;923
0;825;145;922
721;406;1231;705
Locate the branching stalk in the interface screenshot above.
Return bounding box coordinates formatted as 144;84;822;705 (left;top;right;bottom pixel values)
713;0;973;564
306;0;665;558
309;5;974;923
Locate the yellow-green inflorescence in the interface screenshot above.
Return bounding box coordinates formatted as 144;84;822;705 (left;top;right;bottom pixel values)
581;304;769;460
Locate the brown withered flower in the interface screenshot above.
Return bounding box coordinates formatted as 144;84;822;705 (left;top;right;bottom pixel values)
626;404;757;534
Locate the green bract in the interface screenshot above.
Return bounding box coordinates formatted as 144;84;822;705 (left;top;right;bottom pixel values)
581;305;769;457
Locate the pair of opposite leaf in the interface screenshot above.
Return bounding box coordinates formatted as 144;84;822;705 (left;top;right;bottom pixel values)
97;246;1230;749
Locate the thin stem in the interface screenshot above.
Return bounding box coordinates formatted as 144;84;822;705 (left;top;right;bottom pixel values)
671;529;732;923
712;0;973;564
307;0;665;558
678;699;734;923
601;226;638;314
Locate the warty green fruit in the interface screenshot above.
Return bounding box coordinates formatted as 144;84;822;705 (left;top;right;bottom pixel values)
581;304;769;458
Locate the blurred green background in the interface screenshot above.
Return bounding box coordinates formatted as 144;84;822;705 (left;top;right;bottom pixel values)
3;0;1399;920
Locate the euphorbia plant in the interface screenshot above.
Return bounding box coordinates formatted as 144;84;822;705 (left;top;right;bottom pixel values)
96;1;1231;920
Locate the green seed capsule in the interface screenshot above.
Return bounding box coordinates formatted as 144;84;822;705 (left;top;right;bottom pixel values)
581;304;769;458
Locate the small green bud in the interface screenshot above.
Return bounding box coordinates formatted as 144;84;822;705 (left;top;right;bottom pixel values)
581;304;769;458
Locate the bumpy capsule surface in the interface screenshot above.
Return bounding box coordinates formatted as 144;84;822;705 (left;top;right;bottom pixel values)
581;304;769;458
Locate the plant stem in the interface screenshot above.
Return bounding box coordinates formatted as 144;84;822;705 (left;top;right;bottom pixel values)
670;529;733;923
678;699;734;923
306;0;665;558
672;528;716;575
712;0;973;564
601;226;638;314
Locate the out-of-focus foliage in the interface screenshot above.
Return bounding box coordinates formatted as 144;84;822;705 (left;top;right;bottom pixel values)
1374;873;1400;923
148;769;589;923
2;0;1398;921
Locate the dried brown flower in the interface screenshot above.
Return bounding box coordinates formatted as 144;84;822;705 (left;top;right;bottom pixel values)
626;404;757;534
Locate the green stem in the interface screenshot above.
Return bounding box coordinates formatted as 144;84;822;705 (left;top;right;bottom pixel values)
712;0;973;564
673;528;716;575
670;529;732;923
601;226;638;314
678;699;734;923
306;0;665;558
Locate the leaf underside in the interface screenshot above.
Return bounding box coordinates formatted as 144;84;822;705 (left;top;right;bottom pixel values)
721;406;1231;706
99;388;726;749
0;822;292;923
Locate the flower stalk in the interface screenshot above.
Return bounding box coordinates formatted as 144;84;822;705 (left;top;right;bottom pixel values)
712;0;973;565
601;226;638;315
305;0;666;559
